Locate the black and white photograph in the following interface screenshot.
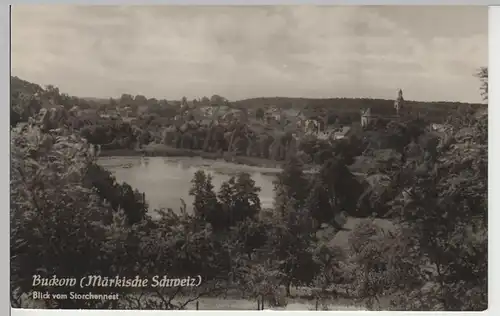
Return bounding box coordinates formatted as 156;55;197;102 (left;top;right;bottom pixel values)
10;5;488;311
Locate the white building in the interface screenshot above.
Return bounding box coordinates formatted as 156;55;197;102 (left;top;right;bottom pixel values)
333;126;351;140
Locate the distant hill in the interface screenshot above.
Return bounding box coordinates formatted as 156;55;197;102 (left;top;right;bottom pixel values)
233;96;486;122
10;76;45;96
81;97;111;104
11;76;107;111
10;76;56;110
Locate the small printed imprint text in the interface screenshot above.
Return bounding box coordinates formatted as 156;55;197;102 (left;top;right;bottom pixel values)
31;291;120;300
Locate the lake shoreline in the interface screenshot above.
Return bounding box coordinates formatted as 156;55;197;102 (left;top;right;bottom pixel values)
99;147;366;177
99;145;314;170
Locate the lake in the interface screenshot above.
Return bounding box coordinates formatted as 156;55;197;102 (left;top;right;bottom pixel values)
98;156;278;217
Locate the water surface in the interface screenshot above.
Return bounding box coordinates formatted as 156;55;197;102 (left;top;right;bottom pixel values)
98;156;277;217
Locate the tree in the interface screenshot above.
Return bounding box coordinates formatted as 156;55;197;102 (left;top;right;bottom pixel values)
201;96;210;105
11;93;42;125
331;135;364;165
218;173;261;227
305;177;334;226
348;219;418;310
356;173;395;218
210;95;226;106
256;108;265;121
476;67;488;101
273;156;309;217
312;226;350;299
116;183;148;225
306;158;363;226
236;256;287;307
44;85;62;106
83;162;148;225
109;97;117;107
10;125;134;308
158;99;169;107
132;207;231;309
228;217;268;261
385;120;412;158
11;107;21;127
386;110;487;311
188;170;223;230
119;94;134;107
134;95;148;106
265;199;318;296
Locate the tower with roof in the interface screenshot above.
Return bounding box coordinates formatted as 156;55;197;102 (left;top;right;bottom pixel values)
394;88;404;116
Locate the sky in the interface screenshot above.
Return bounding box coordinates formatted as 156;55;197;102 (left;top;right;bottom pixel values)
11;5;488;103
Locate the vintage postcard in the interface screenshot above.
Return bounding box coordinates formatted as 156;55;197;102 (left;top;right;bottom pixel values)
10;5;487;311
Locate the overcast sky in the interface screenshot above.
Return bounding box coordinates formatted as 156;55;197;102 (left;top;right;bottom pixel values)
11;5;487;103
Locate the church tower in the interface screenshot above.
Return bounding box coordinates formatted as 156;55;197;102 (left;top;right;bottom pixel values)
394;88;404;116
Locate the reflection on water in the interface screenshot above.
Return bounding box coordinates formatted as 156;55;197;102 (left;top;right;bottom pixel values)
98;156;277;217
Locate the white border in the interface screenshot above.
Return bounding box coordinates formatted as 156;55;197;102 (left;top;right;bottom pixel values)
5;3;497;316
4;4;10;316
488;5;499;316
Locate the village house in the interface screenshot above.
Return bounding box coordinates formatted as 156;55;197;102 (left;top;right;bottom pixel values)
137;105;149;116
429;123;453;133
295;112;308;129
304;118;327;134
316;131;330;140
304;119;317;133
360;107;400;127
199;118;213;128
186;107;207;121
199;106;214;117
333;126;352;140
100;107;121;119
314;125;350;141
121;106;133;118
278;108;303;128
210;105;231;119
72;108;101;126
75;108;97;116
264;105;282;123
281;108;301;121
264;105;282;122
